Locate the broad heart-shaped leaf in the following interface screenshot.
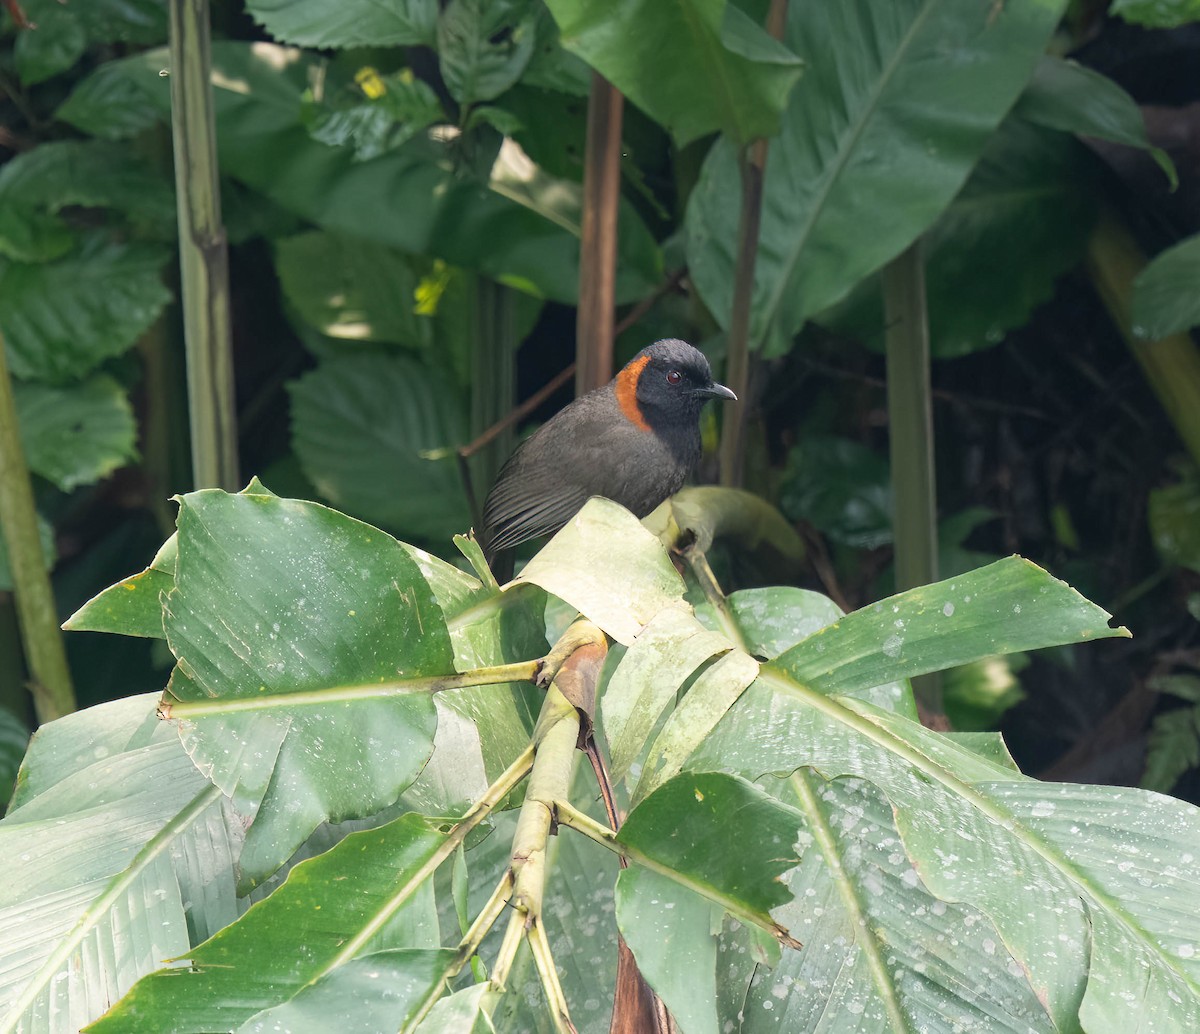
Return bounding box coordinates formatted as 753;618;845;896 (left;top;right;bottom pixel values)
545;0;802;147
694;683;1200;1031
274;231;433;347
88;813;447;1034
686;0;1065;355
246;0;437;47
1016;55;1176;188
58;43;660;305
0;205;75;262
0;695;242;1034
0;139;176;237
438;0;537;106
515;497;687;645
14;5;86;85
162;490;452;889
0;233;172;382
288;353;471;542
14;374;137;491
1132;232;1200;340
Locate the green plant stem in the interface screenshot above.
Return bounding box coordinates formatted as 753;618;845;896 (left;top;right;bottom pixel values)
681;545;743;648
0;331;75;723
168;0;239;491
1087;208;1200;467
467;278;516;527
158;658;543;718
882;242;941;714
718;0;788;488
488;682;580;1030
576;73;623;394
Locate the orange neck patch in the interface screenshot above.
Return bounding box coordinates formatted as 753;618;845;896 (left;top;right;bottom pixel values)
614;353;652;432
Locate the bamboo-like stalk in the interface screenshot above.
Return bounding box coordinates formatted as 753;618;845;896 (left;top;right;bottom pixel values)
882;242;941;713
718;0;788;488
467;278;517;527
1087;209;1200;467
575;74;624;394
0;330;76;722
168;0;239;491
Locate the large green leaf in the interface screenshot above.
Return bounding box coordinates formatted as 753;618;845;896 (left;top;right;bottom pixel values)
1016;55;1176;187
686;0;1065;354
1111;0;1200;28
58;43;660;304
161;489;452;888
545;0;802;146
0;140;176;236
617;773;801;1034
246;0;437;47
822;115;1099;358
64;533;177;639
14;375;138;491
694;684;1200;1031
0;233;171;382
1132;232;1200;340
772;556;1127;699
88;814;447;1033
713;584;916;718
438;0;538;107
275;231;432;347
56;61;163;139
599;606;730;783
515;498;687;645
288;353;471;541
733;772;1056;1033
0;695;241;1033
14;9;86;86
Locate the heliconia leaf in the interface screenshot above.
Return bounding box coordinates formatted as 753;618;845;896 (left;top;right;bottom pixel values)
88;813;449;1033
544;0;802;146
0;695;241;1033
686;0;1066;354
160;490;452;889
516;498;687;646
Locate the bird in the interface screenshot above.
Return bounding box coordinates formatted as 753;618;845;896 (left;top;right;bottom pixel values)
479;338;736;576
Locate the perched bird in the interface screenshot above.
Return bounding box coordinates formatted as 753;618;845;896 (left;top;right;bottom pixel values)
480;338;736;574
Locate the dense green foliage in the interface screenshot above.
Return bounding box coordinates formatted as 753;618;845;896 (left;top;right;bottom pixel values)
3;0;1200;1029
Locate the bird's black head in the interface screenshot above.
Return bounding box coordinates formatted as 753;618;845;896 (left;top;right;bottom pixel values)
613;339;736;435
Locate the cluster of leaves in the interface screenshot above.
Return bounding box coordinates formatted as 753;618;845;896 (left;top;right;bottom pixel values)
3;0;1200;920
4;485;1200;1032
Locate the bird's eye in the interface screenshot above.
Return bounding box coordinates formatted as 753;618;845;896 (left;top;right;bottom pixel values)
666;369;682;385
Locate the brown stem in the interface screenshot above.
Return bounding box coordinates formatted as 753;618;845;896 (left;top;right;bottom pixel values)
576;74;624;394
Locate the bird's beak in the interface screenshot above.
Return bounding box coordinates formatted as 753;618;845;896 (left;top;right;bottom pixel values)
695;381;737;402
